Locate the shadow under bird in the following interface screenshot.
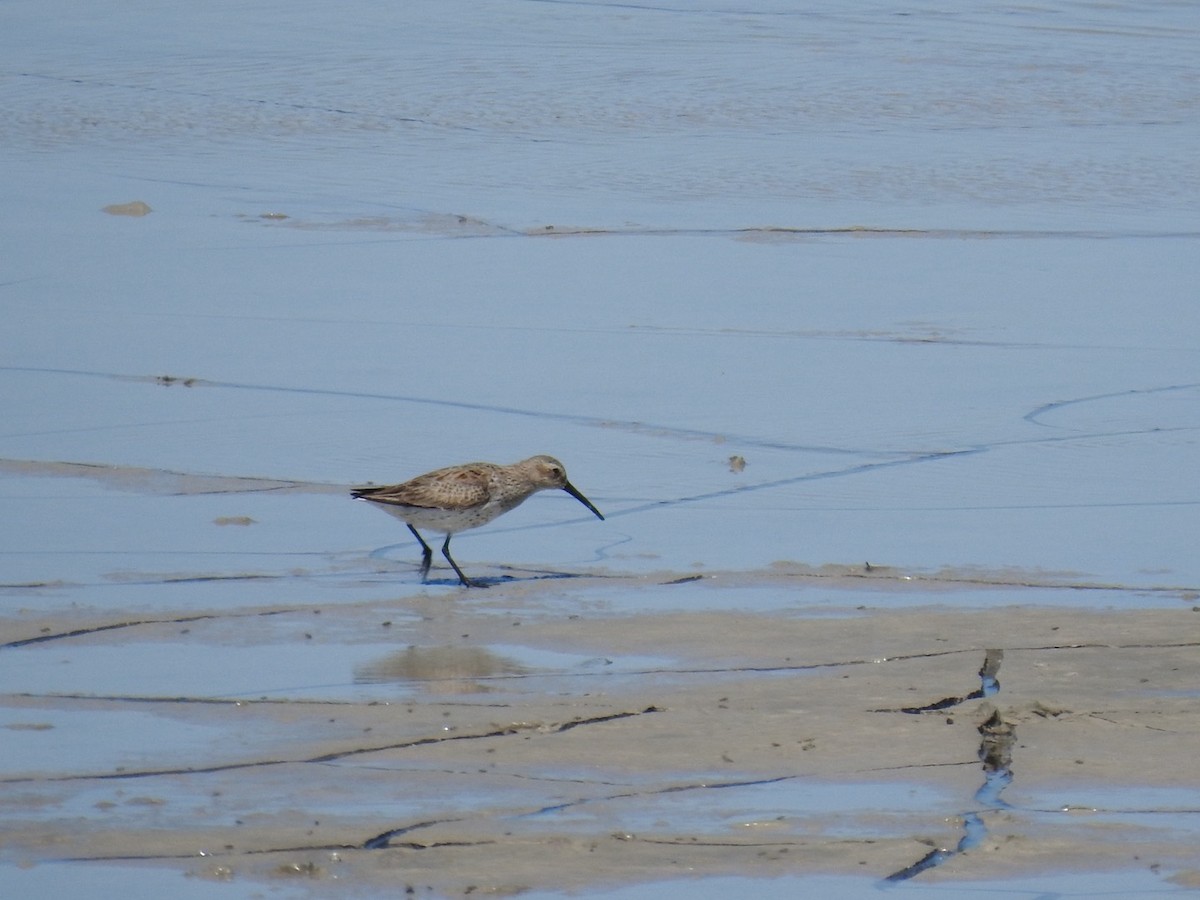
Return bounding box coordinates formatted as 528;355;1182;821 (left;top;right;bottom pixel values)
352;455;604;587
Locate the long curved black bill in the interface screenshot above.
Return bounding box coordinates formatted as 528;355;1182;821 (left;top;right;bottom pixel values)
563;481;604;520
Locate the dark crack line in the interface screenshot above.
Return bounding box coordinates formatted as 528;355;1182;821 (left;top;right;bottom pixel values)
7;369;1200;539
366;776;799;850
876;649;1003;714
9;640;1191;716
858;760;978;776
474;639;1193;683
0;608;296;650
362;816;466;850
59;838;497;865
555;706;662;731
13;638;1191;696
338;760;633;788
0;707;662;786
516;774;794;822
866;640;1198;717
1024;381;1200;428
8;691;364;707
1084;713;1179;733
779;567;1200;595
365;839;496;850
58;844;361;864
637;837;809;847
0;366;900;458
310;707;662;765
885;651;1011;883
6;691;525;711
583;452;978;523
662;574;706;585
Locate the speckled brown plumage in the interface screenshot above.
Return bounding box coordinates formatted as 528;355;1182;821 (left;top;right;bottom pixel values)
352;455;603;587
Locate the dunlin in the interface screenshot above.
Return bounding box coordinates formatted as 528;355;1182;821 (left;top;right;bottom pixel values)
352;455;604;587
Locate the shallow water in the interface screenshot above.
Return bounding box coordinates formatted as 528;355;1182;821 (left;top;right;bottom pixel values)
2;0;1199;896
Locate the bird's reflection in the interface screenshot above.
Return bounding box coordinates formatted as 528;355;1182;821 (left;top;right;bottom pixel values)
354;645;527;694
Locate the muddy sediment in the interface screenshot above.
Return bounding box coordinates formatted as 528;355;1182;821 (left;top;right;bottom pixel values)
2;573;1197;894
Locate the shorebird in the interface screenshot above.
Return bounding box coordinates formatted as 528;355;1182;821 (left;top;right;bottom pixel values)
352;455;604;587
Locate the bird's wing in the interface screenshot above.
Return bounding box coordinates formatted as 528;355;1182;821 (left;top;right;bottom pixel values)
352;463;494;510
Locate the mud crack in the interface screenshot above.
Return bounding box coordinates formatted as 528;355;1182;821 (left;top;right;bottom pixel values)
885;650;1012;883
1;707;663;786
1;609;295;649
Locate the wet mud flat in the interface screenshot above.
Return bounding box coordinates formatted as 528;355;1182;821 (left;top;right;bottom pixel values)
4;0;1199;894
3;571;1198;896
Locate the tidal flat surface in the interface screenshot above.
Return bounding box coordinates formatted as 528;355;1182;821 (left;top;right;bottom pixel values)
2;1;1199;897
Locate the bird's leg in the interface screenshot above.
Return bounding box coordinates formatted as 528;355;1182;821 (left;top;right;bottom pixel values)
407;525;433;581
441;534;484;588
